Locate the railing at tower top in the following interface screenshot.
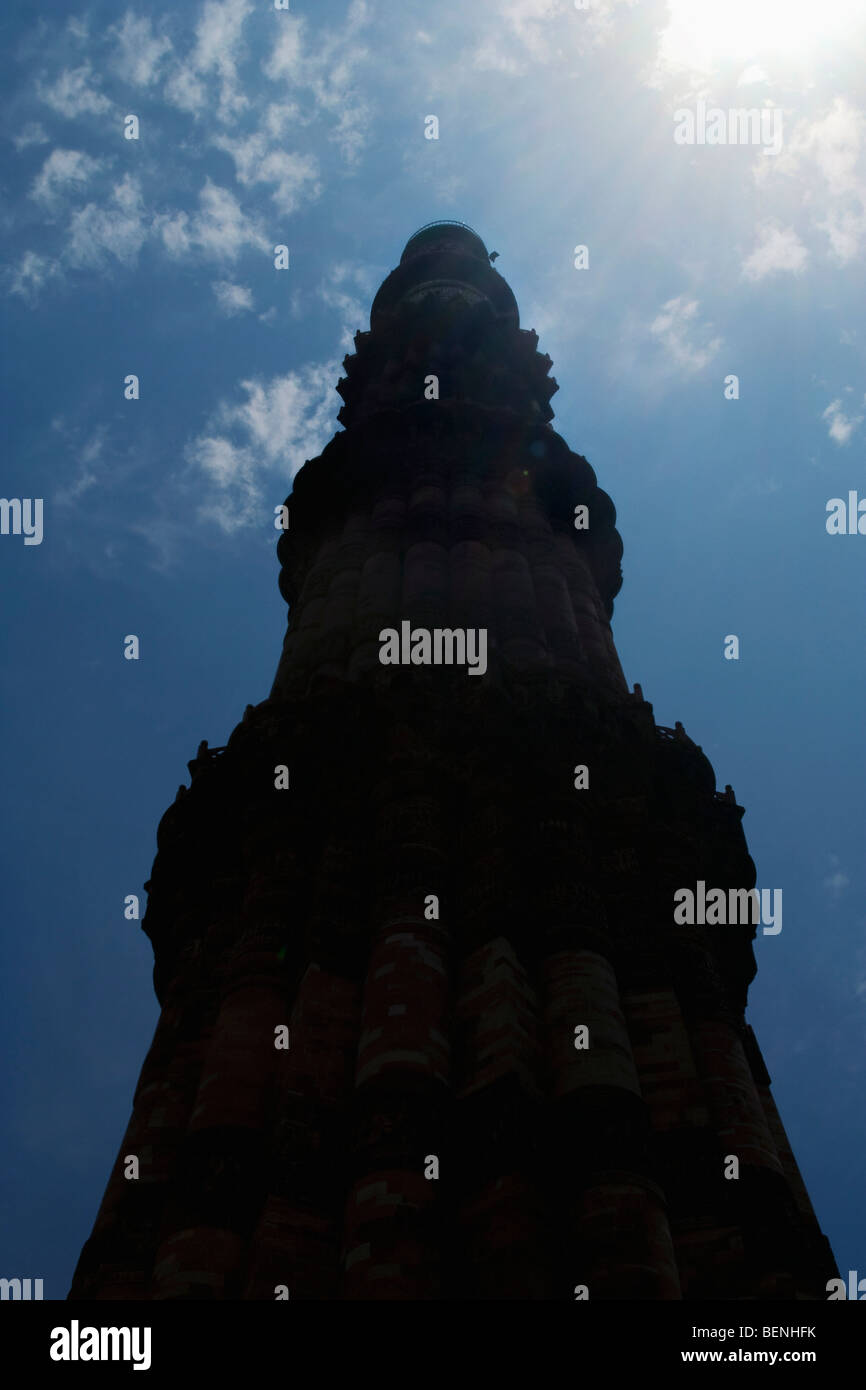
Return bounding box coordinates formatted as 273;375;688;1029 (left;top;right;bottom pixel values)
187;740;226;780
656;723;691;743
406;219;482;240
402;221;489;260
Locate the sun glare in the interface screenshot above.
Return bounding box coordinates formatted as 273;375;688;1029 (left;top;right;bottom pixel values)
661;0;863;71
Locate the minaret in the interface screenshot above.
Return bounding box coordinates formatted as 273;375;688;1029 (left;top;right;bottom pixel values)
70;222;836;1300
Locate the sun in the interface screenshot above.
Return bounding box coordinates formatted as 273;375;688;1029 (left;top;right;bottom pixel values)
660;0;863;70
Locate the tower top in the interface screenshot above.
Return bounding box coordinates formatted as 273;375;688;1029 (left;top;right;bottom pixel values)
371;221;516;329
400;221;490;265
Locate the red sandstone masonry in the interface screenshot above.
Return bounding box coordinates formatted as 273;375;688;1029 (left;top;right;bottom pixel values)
622;987;708;1131
356;923;449;1088
544;950;641;1096
689;1021;783;1173
455;937;540;1098
70;223;834;1303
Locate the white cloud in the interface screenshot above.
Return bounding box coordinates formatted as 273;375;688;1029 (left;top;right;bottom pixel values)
503;0;571;60
54;426;109;505
12;122;49;151
186;360;341;531
186;261;377;529
194;0;252;120
470;0;633;73
261;0;372;164
264;19;303;81
38;63;111;118
742;223;808;281
165;0;252;122
7;251;58;300
760;99;866;266
111;12;173;87
327;101;370;166
164;0;374;184
156;179;268;262
66;174;148;268
156;211;192;257
737;64;768;85
30;148;103;206
214;131;321;212
188;434;263;530
649;296;721;373
263;102;303;138
194;181;262;258
194;0;251;75
213;280;254;315
164;63;207;116
318;262;375;350
802;100;866;198
822;398;862;446
218;366;340;466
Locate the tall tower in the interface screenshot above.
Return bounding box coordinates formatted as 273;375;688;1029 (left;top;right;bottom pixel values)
70;222;836;1301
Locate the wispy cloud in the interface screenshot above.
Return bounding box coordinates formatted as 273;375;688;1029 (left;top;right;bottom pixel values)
742;223;808;281
317;261;376;349
164;0;252;123
758;99;866;266
184;263;369;529
213;280;254;315
7;0;376;302
67;174;148;268
37;62;111;118
11;169;271;300
213;131;321;213
263;18;304;82
649;295;722;373
186;360;341;531
110;12;173;88
30;148;104;207
155;179;268;262
53;425;110;506
471;0;636;73
261;0;372;164
7;251;59;300
12;122;49;151
822;397;863;446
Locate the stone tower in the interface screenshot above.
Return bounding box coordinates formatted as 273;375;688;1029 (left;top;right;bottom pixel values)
70;222;836;1301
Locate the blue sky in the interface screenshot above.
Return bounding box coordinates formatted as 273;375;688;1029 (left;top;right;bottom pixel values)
2;0;865;1297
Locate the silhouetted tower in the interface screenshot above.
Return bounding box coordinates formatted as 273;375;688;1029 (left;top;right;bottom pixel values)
70;222;836;1301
